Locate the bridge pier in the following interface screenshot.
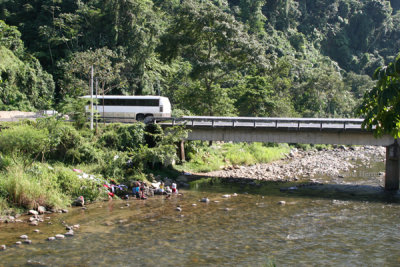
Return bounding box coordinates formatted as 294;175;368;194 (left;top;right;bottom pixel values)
385;142;400;191
178;140;185;162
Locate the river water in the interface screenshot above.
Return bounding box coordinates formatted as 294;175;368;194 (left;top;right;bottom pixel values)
0;159;400;266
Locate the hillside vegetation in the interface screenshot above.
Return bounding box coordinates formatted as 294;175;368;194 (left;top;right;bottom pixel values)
0;0;398;118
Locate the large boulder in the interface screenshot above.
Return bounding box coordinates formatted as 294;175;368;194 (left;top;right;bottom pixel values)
37;206;46;214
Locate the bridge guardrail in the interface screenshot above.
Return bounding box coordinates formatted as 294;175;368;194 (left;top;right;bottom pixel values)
149;116;368;131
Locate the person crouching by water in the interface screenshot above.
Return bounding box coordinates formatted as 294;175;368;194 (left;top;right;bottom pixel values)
132;181;140;199
171;183;178;194
140;182;147;200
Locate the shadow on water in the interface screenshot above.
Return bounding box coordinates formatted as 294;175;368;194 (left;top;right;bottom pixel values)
184;174;400;204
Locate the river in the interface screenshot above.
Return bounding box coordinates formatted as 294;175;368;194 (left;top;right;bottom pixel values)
0;155;399;266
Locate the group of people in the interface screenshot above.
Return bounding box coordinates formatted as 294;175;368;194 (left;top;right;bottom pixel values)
103;179;129;199
154;182;178;195
132;181;147;200
103;179;178;200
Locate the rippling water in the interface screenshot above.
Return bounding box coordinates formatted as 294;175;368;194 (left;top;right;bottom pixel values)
1;160;400;267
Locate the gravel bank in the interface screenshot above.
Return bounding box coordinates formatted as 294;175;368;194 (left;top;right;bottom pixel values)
199;146;386;182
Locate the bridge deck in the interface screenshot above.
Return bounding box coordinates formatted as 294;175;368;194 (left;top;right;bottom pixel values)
151;116;394;146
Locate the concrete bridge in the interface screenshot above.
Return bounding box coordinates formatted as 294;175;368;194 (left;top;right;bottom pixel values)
150;116;399;191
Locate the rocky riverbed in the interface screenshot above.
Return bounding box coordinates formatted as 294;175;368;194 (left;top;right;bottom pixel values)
198;146;386;183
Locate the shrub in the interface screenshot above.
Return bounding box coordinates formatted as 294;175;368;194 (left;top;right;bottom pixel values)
0;154;13;171
99;151;130;179
0;197;9;214
36;118;84;161
117;123;145;151
52;165;105;202
99;123;145;151
0;124;50;164
0;164;66;209
65;141;103;164
144;123;163;148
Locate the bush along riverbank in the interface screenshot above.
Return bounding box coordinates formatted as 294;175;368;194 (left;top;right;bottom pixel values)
0;117;187;218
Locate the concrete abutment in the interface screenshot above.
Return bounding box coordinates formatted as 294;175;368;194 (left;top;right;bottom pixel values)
385;142;400;191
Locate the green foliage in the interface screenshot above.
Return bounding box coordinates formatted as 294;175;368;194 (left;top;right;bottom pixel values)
98;151;131;180
144;123;163;148
177;142;289;173
99;123;145;151
1;0;398;118
57;47;127;97
0;20;24;56
57;96;87;129
0;124;50;165
0;20;54;111
0;163;67;209
52;165;103;202
359;53;400;138
160;0;267;116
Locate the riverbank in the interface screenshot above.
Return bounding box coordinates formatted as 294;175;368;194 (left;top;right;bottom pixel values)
197;146;386;184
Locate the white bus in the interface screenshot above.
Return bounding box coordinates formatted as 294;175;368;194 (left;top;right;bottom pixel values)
81;95;171;121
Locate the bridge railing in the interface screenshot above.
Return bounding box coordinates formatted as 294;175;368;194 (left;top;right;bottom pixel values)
150;116;368;131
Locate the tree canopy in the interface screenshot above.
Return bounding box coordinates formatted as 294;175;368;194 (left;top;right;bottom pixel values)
0;0;399;119
359;53;400;138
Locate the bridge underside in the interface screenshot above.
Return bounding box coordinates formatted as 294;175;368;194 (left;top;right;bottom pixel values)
185;126;395;146
181;126;399;191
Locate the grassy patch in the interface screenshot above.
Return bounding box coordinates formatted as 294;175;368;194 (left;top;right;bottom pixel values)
176;142;290;173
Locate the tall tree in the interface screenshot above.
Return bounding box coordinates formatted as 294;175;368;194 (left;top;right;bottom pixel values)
0;20;54;111
159;0;267;116
359;53;400;138
102;0;166;95
57;47;127;98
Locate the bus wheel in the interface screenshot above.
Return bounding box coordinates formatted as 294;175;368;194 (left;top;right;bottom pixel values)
144;115;154;123
136;114;145;121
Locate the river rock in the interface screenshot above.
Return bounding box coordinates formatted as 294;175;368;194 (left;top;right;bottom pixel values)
34;229;40;233
47;237;56;241
37;206;46;214
222;194;231;198
3;218;14;223
28;210;38;216
15;241;22;245
65;231;74;237
23;240;32;244
55;234;65;239
29;221;38;226
20;235;28;239
61;209;69;213
176;207;182;212
0;245;6;250
200;198;210;203
278;201;286;205
73;224;80;229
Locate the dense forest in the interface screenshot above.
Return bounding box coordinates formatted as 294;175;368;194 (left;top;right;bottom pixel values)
0;0;399;118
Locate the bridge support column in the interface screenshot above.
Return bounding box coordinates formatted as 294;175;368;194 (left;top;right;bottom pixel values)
385;142;400;191
179;140;185;162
